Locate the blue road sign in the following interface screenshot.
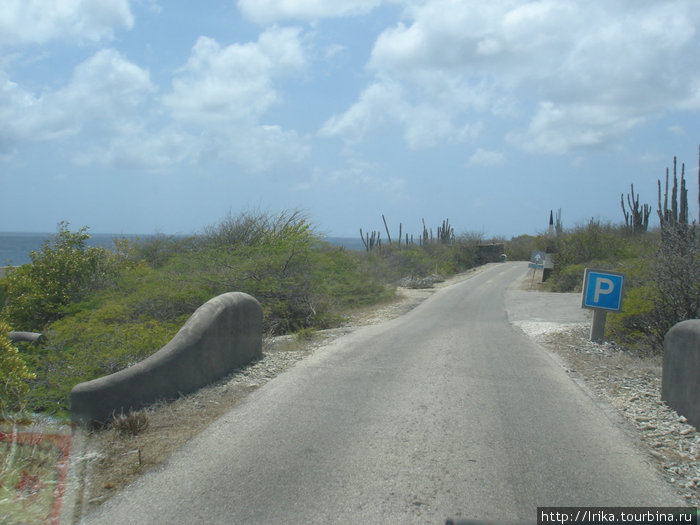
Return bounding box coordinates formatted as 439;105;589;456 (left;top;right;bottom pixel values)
581;269;625;311
529;251;546;269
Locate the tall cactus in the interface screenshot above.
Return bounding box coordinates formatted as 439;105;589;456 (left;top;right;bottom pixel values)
621;184;651;234
359;228;382;252
437;218;455;244
382;214;392;245
657;156;689;230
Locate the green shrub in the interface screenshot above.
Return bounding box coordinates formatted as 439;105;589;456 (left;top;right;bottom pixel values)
0;321;36;415
552;219;632;268
10;211;508;416
133;233;190;268
22;304;183;417
545;215;698;353
545;263;587;293
607;283;656;349
506;234;539;261
358;238;480;285
0;222;135;330
645;224;700;346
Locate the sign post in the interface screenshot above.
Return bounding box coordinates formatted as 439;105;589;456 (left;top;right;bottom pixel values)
581;269;625;343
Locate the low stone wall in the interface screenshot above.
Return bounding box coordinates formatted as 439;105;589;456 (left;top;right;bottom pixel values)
71;292;262;426
661;319;700;430
9;331;44;345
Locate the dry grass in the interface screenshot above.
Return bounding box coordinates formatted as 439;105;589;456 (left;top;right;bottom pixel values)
77;360;277;513
111;410;149;436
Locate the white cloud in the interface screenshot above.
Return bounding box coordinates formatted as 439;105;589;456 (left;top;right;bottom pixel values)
329;0;700;155
296;158;405;201
74;125;192;170
0;49;153;145
73;120;311;173
469;148;504;166
320;78;482;149
0;0;134;46
155;27;310;172
219;125;311;173
237;0;389;24
0;26;310;174
506;101;644;154
164;27;305;124
320;80;406;141
59;49;155;121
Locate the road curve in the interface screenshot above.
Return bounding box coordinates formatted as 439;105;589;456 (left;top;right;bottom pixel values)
80;262;682;524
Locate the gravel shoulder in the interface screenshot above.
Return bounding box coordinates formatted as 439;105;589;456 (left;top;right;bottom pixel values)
507;270;699;507
63;264;698;522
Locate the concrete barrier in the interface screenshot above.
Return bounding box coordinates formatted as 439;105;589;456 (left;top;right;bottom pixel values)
9;331;44;345
661;319;700;430
71;292;262;426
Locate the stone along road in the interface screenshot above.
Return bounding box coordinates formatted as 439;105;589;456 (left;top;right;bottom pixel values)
81;262;682;524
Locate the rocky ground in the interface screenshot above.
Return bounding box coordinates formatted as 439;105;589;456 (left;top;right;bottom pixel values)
64;265;698;523
533;325;699;506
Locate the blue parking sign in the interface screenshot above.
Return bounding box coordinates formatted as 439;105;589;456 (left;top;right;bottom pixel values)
581;269;625;311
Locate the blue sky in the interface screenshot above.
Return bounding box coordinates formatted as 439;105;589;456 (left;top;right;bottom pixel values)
1;0;699;239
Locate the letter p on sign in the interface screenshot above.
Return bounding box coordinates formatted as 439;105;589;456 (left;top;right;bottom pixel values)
582;269;625;312
594;277;614;303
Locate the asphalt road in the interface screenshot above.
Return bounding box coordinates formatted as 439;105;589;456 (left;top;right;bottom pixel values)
80;262;682;524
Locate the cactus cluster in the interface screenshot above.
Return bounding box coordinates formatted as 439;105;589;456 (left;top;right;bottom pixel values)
436;218;455;244
360;216;456;250
657;156;690;230
621;184;651;234
359;228;382;252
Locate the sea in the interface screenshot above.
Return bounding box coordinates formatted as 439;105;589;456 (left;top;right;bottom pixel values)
0;232;365;267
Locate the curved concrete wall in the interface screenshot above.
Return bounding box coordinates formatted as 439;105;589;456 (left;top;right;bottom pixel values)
9;331;44;345
71;292;262;426
661;319;700;430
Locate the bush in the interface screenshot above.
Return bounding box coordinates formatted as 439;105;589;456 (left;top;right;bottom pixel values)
545;215;698;352
11;211;507;416
546;263;587;293
22;303;183;417
551;219;632;268
133;233;190;268
141;211;392;334
607;283;656;349
506;234;539;261
0;222;135;331
0;321;36;416
357;235;482;285
646;225;700;345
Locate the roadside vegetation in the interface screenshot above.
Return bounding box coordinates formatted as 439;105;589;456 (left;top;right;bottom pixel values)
0;211;492;420
515;154;699;355
2;147;698;421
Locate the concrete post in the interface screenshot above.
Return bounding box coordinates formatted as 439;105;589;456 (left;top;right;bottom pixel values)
590;309;607;343
661;320;700;430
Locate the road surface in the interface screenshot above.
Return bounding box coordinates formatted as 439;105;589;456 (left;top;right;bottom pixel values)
80;262;682;524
